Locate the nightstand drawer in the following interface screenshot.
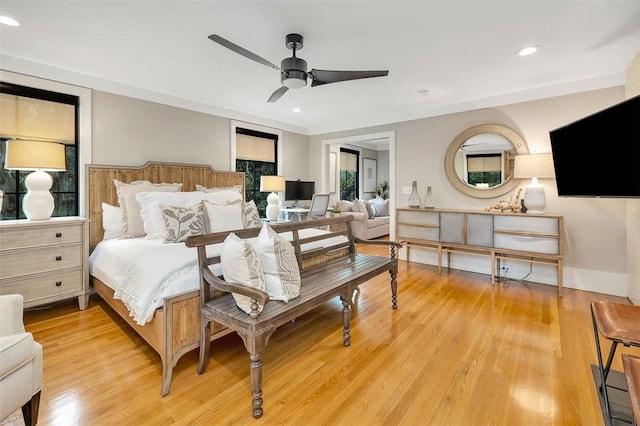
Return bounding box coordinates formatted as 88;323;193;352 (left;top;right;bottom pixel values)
0;244;83;280
0;269;83;301
0;223;82;250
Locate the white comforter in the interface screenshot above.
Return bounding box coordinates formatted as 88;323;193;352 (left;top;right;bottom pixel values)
89;229;348;325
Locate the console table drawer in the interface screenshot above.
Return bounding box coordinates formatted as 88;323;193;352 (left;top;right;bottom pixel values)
494;234;559;254
494;215;558;234
397;224;439;241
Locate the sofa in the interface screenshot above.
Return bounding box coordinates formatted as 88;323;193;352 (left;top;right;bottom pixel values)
335;198;390;240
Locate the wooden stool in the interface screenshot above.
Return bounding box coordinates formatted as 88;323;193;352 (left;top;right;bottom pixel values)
591;302;640;425
623;354;640;426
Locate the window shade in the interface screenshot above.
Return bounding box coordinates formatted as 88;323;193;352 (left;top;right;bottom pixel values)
0;93;75;144
340;151;358;172
236;133;275;162
467;156;501;173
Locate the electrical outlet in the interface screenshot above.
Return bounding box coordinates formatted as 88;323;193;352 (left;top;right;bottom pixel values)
401;185;412;194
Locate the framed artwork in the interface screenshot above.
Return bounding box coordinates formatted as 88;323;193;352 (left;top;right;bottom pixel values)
363;158;376;192
329;152;336;193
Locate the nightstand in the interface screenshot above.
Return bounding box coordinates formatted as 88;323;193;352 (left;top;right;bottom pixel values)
0;217;90;310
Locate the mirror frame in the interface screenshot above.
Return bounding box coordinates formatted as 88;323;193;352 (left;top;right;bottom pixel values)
444;123;529;199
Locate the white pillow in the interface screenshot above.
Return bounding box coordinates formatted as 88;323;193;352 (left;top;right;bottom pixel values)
137;190;242;239
101;202;124;240
252;223;300;302
202;199;244;232
160;203;206;243
370;198;389;217
196;184;243;193
220;233;266;314
114;180;183;238
352;198;367;213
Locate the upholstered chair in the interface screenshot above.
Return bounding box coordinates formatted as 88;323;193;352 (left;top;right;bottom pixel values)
0;294;43;425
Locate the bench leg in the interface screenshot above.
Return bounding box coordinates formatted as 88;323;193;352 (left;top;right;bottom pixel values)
389;267;398;309
250;352;264;419
198;317;211;374
341;296;352;347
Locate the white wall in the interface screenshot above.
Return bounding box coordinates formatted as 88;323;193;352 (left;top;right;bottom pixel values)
310;86;629;297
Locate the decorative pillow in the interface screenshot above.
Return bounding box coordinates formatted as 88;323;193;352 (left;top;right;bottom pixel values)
364;201;376;219
101;202;124;240
369;198;390;217
160;203;206;243
196;184;243;194
202;199;244;232
114;180;183;238
243;200;262;228
252;223;301;302
352;198;367;214
220;233;266;314
136;190;242;239
336;200;353;212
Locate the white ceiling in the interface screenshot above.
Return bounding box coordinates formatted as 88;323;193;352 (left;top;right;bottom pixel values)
1;1;639;135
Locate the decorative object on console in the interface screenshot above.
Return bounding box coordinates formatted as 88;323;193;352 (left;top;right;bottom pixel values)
408;180;421;208
260;175;286;221
514;153;555;214
4;140;66;220
424;186;434;208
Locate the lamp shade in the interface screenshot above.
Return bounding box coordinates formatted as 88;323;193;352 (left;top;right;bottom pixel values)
4;140;66;171
259;175;285;192
513;153;555;179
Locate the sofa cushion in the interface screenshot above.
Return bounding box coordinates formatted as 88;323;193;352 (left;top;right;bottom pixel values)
336;200;353;212
0;333;35;379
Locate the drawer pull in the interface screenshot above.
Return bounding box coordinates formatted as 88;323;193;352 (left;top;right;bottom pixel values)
55;281;62;287
56;232;62;238
56;256;62;261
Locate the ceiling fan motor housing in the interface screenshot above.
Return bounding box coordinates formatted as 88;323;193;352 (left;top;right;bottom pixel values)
281;57;308;88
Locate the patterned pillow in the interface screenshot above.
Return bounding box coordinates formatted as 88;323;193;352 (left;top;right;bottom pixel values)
252;223;300;302
160;203;205;243
243;200;262;228
220;233;266;314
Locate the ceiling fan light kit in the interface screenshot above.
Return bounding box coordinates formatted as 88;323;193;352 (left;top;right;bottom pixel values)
208;32;389;103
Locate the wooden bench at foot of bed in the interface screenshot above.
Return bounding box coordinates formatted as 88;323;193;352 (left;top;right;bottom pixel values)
186;215;402;418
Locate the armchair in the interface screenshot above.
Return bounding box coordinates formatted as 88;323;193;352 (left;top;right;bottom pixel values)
0;294;42;426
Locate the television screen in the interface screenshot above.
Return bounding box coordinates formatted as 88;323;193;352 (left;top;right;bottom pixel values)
549;94;640;198
285;180;315;201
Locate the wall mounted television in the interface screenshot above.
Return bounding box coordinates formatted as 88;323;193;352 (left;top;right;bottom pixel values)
285;180;315;204
549;94;640;198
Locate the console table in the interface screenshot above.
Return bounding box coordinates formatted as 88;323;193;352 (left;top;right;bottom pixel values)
396;208;564;296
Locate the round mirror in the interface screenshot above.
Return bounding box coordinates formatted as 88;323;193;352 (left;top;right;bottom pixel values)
444;124;528;199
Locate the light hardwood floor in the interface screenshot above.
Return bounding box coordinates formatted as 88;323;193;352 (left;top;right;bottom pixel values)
11;244;638;425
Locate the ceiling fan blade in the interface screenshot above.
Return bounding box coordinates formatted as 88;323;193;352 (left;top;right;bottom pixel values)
267;86;288;103
309;69;389;87
208;34;280;71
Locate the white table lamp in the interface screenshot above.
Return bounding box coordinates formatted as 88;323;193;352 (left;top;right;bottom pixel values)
260;175;285;221
4;140;67;220
514;153;555;214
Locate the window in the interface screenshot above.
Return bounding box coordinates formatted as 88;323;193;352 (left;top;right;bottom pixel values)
466;153;502;188
0;83;79;219
340;148;359;200
235;128;278;216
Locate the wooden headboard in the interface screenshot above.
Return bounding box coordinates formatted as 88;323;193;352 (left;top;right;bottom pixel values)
86;161;245;251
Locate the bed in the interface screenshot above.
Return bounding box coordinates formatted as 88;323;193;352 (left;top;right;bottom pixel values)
87;161;246;396
86;161;351;397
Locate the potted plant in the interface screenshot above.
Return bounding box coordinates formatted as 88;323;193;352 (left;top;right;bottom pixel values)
374;180;389;200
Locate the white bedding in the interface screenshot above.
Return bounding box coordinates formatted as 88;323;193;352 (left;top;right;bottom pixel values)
89;228;348;325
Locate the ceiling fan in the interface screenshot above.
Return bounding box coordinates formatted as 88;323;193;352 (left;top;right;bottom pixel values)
208;33;389;103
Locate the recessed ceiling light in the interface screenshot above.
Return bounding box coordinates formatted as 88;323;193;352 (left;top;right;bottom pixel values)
292;108;302;113
0;15;20;26
516;46;539;56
